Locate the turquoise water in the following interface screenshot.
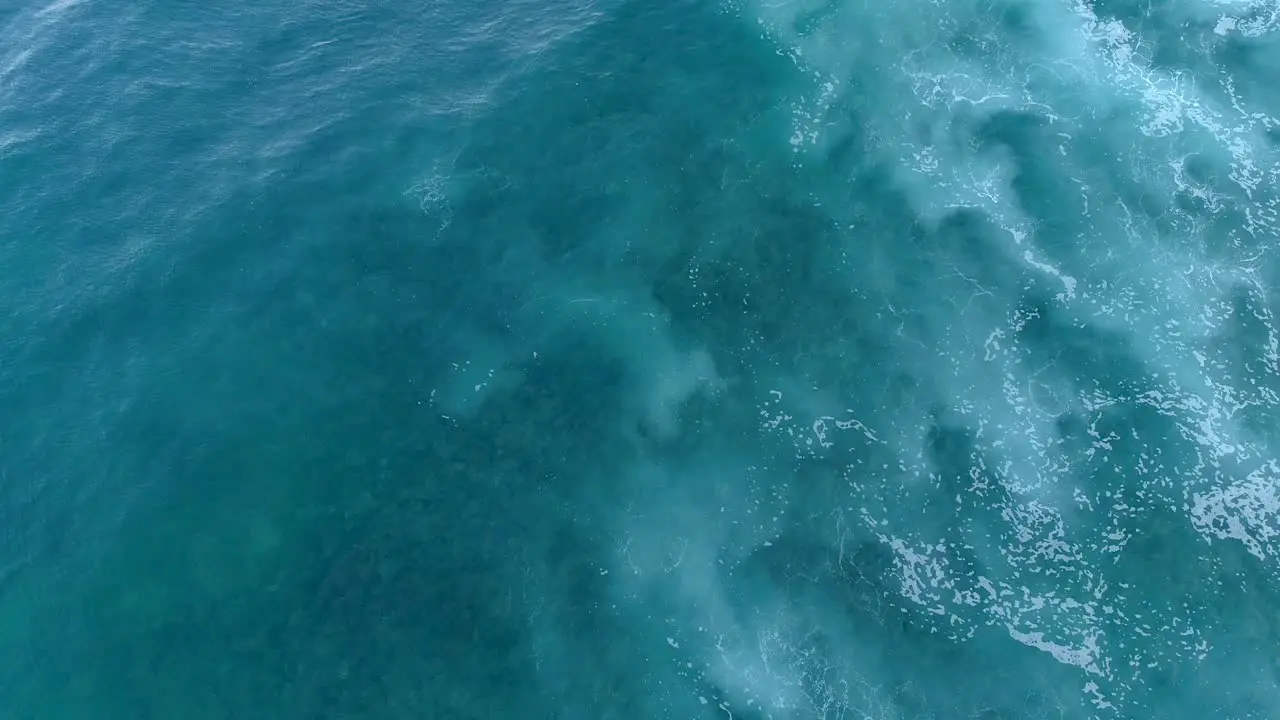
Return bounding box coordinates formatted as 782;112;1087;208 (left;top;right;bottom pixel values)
2;0;1280;717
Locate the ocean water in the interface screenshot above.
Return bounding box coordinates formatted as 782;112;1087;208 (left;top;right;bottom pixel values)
2;0;1279;717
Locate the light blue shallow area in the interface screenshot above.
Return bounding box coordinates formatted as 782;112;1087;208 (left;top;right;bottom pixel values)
2;0;1279;717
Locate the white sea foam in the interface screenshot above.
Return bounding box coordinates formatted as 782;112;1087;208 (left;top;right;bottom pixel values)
656;0;1280;714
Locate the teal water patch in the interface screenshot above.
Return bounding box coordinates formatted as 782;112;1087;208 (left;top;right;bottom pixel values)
2;0;1279;718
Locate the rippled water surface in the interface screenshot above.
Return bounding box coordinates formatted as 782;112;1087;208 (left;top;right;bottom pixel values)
2;0;1279;717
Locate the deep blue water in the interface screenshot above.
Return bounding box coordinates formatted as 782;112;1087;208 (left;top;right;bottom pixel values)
2;0;1280;717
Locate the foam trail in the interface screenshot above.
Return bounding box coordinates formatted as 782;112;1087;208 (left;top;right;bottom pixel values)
638;0;1280;713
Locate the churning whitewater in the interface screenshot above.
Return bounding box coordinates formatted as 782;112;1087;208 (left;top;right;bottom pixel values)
543;1;1280;716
